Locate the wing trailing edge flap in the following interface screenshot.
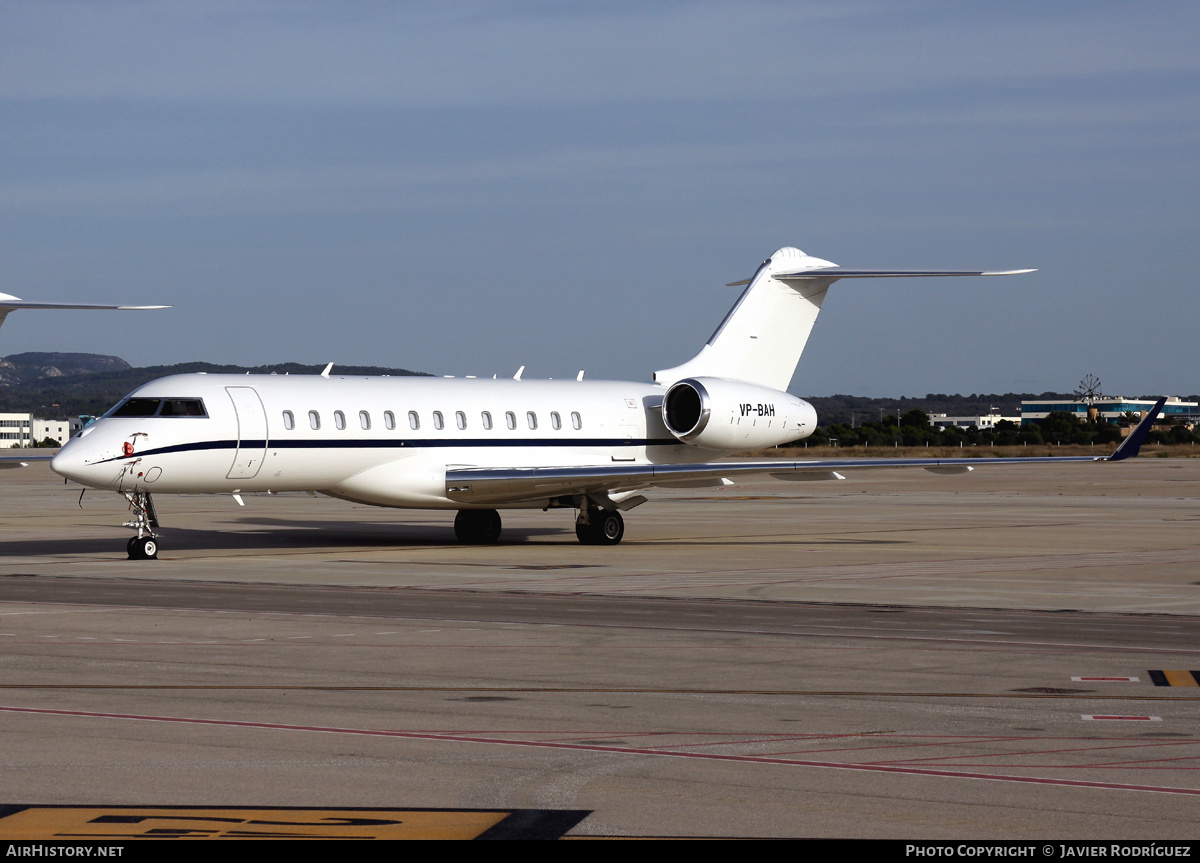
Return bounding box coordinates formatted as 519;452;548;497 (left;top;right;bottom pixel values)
444;456;1075;504
443;400;1167;506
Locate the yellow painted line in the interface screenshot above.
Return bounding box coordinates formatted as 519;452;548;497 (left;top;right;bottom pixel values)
1162;670;1199;687
0;808;509;840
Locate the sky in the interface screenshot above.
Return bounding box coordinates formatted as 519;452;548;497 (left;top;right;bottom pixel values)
1;1;1197;398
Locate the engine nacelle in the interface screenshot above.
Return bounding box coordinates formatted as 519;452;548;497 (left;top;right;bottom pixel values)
661;377;817;451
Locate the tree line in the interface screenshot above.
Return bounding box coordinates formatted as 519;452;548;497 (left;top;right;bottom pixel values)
795;410;1199;448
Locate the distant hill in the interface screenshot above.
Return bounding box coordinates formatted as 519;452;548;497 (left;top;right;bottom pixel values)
0;353;429;417
0;352;132;387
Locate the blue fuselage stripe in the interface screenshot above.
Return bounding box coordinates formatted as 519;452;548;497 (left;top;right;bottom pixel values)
98;437;683;464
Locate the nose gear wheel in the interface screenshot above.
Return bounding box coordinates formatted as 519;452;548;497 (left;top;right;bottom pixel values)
122;491;161;560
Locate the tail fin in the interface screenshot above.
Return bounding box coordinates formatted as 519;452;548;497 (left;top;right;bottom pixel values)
654;247;836;390
653;246;1035;391
1106;397;1166;461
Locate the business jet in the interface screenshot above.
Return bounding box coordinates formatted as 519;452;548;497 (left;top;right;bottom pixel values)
38;246;1163;559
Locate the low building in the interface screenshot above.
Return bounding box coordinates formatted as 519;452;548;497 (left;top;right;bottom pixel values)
32;419;70;445
1020;397;1198;426
928;413;1021;430
0;412;71;446
0;413;33;445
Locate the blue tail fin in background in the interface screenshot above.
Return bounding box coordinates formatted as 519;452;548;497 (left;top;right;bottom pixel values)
1107;397;1167;462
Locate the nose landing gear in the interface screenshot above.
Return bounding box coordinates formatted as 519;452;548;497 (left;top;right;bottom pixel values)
123;491;160;560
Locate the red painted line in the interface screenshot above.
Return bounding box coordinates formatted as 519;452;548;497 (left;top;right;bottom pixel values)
3;704;1200;797
772;735;1023;757
1074;755;1200;768
834;763;1200;771
637;734;830;752
865;739;1200;766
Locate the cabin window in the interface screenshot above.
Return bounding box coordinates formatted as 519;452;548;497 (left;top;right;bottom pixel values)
309;410;321;430
334;410;346;430
481;411;493;430
359;410;371;430
384;411;395;430
527;411;538;430
282;410;295;430
433;411;444;430
408;411;420;430
551;411;561;430
505;411;516;430
572;411;582;430
455;411;466;430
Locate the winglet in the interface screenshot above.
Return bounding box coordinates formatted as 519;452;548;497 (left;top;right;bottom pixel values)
320;363;333;378
1106;397;1167;461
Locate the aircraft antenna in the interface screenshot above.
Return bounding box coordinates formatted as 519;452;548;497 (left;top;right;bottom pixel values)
513;365;524;381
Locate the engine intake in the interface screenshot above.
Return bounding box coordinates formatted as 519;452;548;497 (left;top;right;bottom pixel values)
662;377;817;450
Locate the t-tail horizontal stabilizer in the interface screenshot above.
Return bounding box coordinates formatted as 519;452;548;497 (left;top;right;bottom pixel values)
655;247;1037;392
774;268;1037;280
1106;397;1167;462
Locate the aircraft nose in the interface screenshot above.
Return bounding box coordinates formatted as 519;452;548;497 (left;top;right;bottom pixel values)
51;434;97;484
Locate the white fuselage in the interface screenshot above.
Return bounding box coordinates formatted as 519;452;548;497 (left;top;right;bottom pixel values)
51;373;816;509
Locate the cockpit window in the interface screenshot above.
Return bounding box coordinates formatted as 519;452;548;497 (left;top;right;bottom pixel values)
108;397;207;418
160;399;207;417
110;398;161;417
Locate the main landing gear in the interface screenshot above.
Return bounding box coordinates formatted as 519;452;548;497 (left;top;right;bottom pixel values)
452;506;626;545
575;507;624;546
454;509;502;544
123;491;160;560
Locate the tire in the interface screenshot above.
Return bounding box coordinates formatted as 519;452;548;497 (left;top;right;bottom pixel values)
129;536;158;560
576;508;624;546
594;509;624;545
454;509;502;544
476;509;501;544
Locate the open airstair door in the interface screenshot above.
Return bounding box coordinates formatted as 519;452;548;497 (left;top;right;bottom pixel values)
225;386;268;480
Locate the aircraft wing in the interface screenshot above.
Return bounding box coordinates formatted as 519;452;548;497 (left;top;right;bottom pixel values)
0;301;169;310
0;454;52;469
0;295;170;333
445;398;1165;506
